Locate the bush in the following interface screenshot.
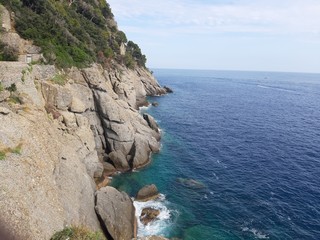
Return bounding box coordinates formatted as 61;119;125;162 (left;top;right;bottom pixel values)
0;43;19;61
51;74;67;86
0;143;23;160
6;83;17;92
50;226;106;240
0;151;5;161
0;0;148;68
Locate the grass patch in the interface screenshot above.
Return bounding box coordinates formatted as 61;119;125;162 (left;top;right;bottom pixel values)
51;74;67;86
0;143;23;160
0;151;5;160
51;226;106;240
0;82;3;92
6;83;17;92
11;143;22;154
8;95;22;104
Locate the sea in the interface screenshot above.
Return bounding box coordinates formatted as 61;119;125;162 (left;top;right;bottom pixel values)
111;69;320;240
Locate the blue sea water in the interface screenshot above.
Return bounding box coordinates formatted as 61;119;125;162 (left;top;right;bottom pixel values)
111;69;320;239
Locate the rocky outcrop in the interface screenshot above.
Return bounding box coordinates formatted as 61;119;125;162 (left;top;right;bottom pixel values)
143;113;160;133
95;186;136;240
136;184;160;201
140;207;160;225
0;60;166;239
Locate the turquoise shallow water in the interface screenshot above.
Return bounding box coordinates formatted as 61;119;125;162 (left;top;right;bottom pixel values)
111;69;320;239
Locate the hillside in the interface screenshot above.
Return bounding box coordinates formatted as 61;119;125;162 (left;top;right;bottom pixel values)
0;0;146;69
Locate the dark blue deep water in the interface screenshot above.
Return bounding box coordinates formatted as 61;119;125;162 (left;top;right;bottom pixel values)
111;69;320;239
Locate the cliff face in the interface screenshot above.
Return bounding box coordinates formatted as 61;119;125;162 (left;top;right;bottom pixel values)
0;61;165;239
0;3;167;240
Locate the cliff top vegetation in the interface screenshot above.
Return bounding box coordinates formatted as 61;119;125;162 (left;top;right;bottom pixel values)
0;0;147;69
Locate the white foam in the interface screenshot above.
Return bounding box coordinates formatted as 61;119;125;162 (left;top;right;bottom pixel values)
242;227;269;239
139;104;151;113
133;194;173;237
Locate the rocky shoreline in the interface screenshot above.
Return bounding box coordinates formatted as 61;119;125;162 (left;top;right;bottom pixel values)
0;61;170;239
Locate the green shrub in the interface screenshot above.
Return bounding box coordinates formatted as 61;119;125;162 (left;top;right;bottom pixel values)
6;83;17;92
0;151;5;161
11;144;22;154
50;226;106;240
51;74;67;86
0;82;3;92
0;43;19;61
0;0;148;68
8;95;22;104
0;143;23;160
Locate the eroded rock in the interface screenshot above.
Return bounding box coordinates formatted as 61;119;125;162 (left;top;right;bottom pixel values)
140;207;160;225
136;184;159;201
95;186;136;240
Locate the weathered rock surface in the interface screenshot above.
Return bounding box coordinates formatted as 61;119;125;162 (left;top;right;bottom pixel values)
143;113;159;133
95;186;136;240
177;178;206;189
136;184;160;201
0;60;166;239
140;207;160;225
108;151;130;171
0;90;10;102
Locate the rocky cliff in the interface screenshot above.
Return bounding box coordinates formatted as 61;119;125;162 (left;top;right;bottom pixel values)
0;2;169;240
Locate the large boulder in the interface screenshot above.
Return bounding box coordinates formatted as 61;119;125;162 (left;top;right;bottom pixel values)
108;151;130;171
143;113;159;133
95;186;136;240
136;184;159;201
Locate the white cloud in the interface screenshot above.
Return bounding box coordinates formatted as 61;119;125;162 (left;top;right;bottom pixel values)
107;0;320;35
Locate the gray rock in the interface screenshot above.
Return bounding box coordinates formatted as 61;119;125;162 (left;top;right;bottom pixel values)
151;102;159;107
0;107;11;115
69;97;87;113
95;186;136;240
108;151;130;171
102;162;116;176
132;135;151;169
0;90;10;102
41;82;72;110
136;184;159;201
140;207;160;225
143;113;159;132
164;86;173;93
60;111;77;128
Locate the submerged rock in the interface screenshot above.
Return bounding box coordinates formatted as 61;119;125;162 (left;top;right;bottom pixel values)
136;184;159;201
95;186;136;240
177;178;206;189
152;102;159;107
140;207;160;225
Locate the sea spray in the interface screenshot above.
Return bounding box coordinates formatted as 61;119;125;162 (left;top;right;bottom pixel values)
133;194;173;237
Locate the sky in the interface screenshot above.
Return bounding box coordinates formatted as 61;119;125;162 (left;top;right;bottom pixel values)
107;0;320;73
